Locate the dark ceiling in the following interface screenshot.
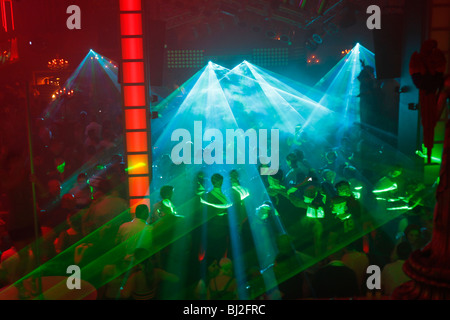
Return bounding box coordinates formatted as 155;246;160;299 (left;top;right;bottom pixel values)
0;0;405;84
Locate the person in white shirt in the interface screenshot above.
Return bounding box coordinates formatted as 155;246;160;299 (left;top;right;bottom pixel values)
116;204;153;258
381;241;412;296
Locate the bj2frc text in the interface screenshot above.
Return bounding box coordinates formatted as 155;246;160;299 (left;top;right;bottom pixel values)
183;304;266;317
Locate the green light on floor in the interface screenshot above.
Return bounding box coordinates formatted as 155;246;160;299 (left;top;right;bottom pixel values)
415;150;442;163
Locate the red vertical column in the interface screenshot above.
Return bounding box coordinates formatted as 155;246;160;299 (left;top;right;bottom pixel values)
119;0;151;214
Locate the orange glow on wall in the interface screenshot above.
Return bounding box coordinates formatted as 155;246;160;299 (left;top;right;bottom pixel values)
129;198;150;214
120;0;151;212
127;154;149;175
129;176;150;197
125;109;148;129
126;132;148;153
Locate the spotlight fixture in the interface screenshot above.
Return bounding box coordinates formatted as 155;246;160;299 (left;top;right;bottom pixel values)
167;49;205;69
151;111;159;119
44;76;60;86
151;95;158;103
408;103;418;110
312;34;322;44
396;86;410;94
307;55;320;64
53;88;74;100
48;57;69;70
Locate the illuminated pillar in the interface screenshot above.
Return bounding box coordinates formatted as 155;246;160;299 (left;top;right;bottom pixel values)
119;0;151;214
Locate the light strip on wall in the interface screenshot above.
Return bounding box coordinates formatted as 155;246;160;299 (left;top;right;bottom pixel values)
119;0;151;213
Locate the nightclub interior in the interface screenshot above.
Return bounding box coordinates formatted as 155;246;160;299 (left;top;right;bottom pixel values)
0;0;449;302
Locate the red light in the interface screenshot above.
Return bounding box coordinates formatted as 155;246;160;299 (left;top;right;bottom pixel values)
121;38;144;60
124;85;146;107
120;13;143;36
120;0;151;219
126;132;148;152
125;108;147;129
128;176;150;197
198;249;205;261
122;62;145;83
129;198;150;214
120;0;142;11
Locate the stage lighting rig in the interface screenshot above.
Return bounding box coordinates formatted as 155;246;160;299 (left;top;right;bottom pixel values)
167;49;204;69
52;87;74;100
307;54;320;64
408;103;418;111
48;57;69;71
